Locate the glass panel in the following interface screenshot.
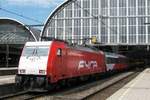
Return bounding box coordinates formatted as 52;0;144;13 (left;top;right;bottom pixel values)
65;28;72;39
91;27;98;35
102;8;108;16
74;19;81;27
92;0;98;8
0;24;34;43
101;0;108;8
92;9;98;16
83;0;90;9
110;18;117;26
22;46;49;57
119;26;127;43
110;26;117;43
110;8;117;16
110;0;117;7
119;0;126;7
57;28;63;39
65;9;72;17
138;0;145;7
129;18;136;25
128;8;136;16
128;0;136;7
148;8;150;15
57;9;64;18
65;19;72;27
74;9;81;17
148;0;150;7
119;18;126;25
83;9;90;17
57;19;63;27
138;8;145;15
129;26;136;43
138;17;145;25
101;27;108;43
148;25;150;43
119;8;126;16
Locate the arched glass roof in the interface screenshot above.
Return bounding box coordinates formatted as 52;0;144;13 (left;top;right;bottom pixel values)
0;18;40;44
42;0;150;45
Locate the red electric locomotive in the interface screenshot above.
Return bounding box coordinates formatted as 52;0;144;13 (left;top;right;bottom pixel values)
15;39;128;90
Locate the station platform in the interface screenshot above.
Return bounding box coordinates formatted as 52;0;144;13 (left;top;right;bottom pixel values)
0;75;18;96
0;75;15;85
107;68;150;100
0;67;17;76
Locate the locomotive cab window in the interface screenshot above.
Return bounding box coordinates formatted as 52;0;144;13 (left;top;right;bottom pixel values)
57;48;62;56
106;57;118;64
22;46;50;57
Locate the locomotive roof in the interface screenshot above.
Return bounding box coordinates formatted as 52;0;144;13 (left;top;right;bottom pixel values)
41;37;68;44
68;44;102;53
105;52;126;58
25;41;52;46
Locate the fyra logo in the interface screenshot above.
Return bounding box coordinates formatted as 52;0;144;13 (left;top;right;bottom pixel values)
78;60;98;69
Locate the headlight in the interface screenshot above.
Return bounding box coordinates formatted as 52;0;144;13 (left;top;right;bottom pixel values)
39;70;46;74
19;69;26;74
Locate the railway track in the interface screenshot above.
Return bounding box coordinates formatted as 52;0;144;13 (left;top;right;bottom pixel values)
0;70;139;100
34;71;137;100
0;91;47;100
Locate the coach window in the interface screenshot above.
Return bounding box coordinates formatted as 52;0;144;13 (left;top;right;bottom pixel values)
57;48;62;56
106;57;112;64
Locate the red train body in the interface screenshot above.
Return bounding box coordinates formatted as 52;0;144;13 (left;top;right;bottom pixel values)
16;40;128;90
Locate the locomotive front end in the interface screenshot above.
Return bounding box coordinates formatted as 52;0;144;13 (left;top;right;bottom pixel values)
15;41;52;90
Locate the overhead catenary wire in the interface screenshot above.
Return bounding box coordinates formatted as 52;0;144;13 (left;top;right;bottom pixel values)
0;7;42;24
72;0;118;34
72;0;98;19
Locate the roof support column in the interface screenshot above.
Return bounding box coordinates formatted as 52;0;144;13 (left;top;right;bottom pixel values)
117;0;119;44
55;16;57;38
63;8;66;40
146;0;148;44
46;28;49;37
6;44;9;67
98;0;101;43
136;0;139;44
72;2;75;43
89;0;92;44
108;0;110;44
126;0;129;44
81;0;83;44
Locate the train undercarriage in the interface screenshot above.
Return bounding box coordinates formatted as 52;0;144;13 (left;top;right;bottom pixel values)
15;75;52;91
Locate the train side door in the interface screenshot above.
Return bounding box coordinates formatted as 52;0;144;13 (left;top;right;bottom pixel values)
56;48;67;79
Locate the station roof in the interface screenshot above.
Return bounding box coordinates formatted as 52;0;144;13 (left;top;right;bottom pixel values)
0;18;40;44
41;0;71;37
41;0;150;46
